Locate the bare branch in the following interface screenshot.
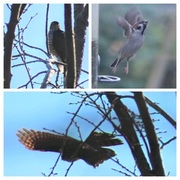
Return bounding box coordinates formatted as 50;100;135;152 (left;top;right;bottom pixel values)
145;96;176;129
159;136;176;149
105;92;152;176
4;4;27;88
133;92;165;176
18;70;47;88
14;43;34;88
45;4;50;54
65;4;76;88
74;4;88;83
40;60;56;88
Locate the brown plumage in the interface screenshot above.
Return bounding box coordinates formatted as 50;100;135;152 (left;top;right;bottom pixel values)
17;128;123;167
48;21;66;72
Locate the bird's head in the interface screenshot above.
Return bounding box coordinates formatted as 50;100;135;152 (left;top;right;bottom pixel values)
133;20;148;35
50;21;60;30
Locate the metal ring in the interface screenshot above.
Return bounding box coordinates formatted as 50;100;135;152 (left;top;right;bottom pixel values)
98;75;121;82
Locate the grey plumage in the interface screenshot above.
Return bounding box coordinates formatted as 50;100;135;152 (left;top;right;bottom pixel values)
110;7;148;74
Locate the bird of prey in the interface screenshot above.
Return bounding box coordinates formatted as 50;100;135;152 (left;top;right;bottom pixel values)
17;128;123;167
48;21;66;72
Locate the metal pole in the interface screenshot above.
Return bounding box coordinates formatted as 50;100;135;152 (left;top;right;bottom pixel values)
92;4;99;88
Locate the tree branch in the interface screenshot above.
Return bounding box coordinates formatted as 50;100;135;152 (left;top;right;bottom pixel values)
145;96;176;129
45;4;50;55
65;4;76;88
4;4;27;88
133;92;165;176
74;4;89;84
105;92;153;176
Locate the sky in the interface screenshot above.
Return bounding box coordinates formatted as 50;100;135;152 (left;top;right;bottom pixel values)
3;4;89;89
4;91;176;176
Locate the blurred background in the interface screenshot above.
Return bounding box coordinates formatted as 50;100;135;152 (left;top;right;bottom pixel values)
96;4;176;88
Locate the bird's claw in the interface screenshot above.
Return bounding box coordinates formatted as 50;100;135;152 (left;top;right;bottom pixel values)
124;67;129;74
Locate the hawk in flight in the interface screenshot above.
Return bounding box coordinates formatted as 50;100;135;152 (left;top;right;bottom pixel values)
48;21;66;72
17;128;123;167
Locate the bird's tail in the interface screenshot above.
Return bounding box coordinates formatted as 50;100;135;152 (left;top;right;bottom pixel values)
110;58;122;73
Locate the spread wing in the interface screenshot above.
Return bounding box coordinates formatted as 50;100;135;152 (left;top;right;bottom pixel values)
16;128;80;153
116;6;144;38
116;16;132;37
125;6;144;25
17;129;123;167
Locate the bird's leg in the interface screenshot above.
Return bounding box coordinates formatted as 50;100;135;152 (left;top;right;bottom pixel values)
124;61;129;74
49;54;58;65
112;66;117;73
57;57;64;72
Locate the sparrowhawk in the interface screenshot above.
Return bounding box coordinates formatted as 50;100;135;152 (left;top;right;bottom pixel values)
17;128;123;167
48;21;66;72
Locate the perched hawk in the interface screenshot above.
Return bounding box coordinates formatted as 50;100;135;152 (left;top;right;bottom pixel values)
17;128;123;167
48;21;66;72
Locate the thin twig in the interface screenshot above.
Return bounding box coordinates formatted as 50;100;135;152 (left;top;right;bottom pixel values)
145;96;176;129
18;71;47;88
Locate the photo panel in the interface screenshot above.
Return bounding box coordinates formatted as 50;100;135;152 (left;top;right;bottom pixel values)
92;4;176;88
4;4;89;89
4;91;176;176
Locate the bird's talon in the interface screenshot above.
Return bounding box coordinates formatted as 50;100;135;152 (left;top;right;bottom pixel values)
124;67;129;74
